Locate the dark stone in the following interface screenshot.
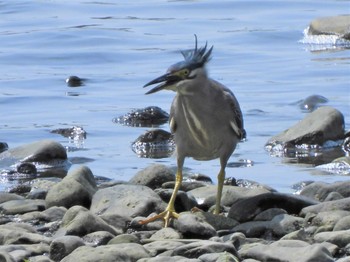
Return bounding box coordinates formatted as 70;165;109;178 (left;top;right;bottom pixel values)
228;192;318;222
50;126;86;139
66;75;84;87
16;162;37;175
114;106;169;127
155;189;197;213
0;142;8;153
297;94;328;112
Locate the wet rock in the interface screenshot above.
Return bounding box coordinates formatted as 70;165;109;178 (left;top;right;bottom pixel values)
83;231;115;246
50;126;87;140
132;129;175;158
316;156;350;176
171;240;239;259
129;164;174;189
61;243;151;262
2;139;67;163
57;205;118;237
189;185;271;211
46;165;97;209
228;192;318;222
300;197;350;216
90;184;166;219
0;142;8;153
266;106;345;149
296;94;328;112
253;208;287;221
308;15;350;40
114;106;169;127
16;162;37;175
26;189;48;200
0;199;46;215
314;229;350;248
240;240;334;262
162;180;208;192
174;212;217;239
66;75;84;87
49;235;85;262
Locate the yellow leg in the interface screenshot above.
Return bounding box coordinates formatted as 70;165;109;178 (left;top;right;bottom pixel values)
139;158;184;227
215;167;225;215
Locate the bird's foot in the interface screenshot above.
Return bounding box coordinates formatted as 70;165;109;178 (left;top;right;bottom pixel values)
139;209;179;227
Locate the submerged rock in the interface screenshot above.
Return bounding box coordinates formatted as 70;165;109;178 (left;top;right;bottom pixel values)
296;94;328;112
114;106;169;127
266;106;345;153
131;129;175;158
66;75;85;87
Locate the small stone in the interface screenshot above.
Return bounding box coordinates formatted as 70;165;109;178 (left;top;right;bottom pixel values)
83;231;115;246
314;229;350;248
129;164;174;189
49;235;85;262
150;227;183;240
66;76;84;87
308;15;350;40
0;199;45;215
108;234;140;245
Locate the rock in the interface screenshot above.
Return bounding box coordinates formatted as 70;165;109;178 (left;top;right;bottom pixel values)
0;224;51;245
314;229;350;248
46;165;97;209
316;156;350;176
189;185;271;211
266;106;345;148
1;139;67;163
131;129;175;158
0;142;8;153
90;184;166;218
300;181;350;201
171;240;239;259
240;240;334;262
150;227;183;240
129;164;174;189
108;234;140;245
0;192;24;204
0;251;15;262
114;106;169;127
162;181;208;192
300;197;350;216
0;199;46;215
142;240;185;256
198;252;240;262
66;75;85;87
308;15;350;40
155;188;197;213
57;205;118;237
82;231;115;246
138;255;200;262
228;192;318;222
189;209;239;231
333;215;350;231
174;212;217;239
0;243;50;262
18;206;67;223
49;236;85;262
61;243;151;262
253;208;287;221
297;94;328;112
309;210;350;231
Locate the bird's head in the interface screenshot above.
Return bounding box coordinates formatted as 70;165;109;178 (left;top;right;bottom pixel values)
144;35;213;94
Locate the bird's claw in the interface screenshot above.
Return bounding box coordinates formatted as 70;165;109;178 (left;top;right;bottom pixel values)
139;209;179;227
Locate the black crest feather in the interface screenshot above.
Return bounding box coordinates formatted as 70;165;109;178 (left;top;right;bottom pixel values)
181;35;213;68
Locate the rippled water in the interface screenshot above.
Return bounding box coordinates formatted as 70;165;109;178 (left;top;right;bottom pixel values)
1;0;349;192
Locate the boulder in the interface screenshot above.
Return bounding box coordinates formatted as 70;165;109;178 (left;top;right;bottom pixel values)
314;229;350;248
49;236;85;262
308;15;350;40
0;199;46;215
129;164;174;189
46;165;97;209
300;181;350;201
266;106;345;148
300;197;350;216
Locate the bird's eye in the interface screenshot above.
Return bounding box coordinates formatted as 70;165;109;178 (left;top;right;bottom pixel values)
183;69;189;76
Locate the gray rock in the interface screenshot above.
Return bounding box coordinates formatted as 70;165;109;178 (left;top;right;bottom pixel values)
171;240;239;259
333;215;350;231
174;212;217;239
232;214;304;239
191;210;239;231
300;180;350;201
129;164;174;189
308;15;350;40
189;185;270;210
143;240;185;256
46;165;97;209
309;210;350;231
108;234;140;245
49;236;85;262
150;227;183;240
26;255;53;262
57;205;118;237
253;208;287;221
0;199;46;215
2;139;67;163
138;256;200;262
82;231;115;246
300;197;350;216
0;243;50;262
61;243;150;262
162;180;208;192
314;229;350;248
266;106;345;147
199;252;240;262
0;192;24;204
90;184;166;218
155;188;197;212
240;240;334;262
18;206;67;223
0;225;51;245
0;251;15;262
228;192;317;222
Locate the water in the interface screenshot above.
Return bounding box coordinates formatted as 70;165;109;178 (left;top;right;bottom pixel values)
1;0;349;192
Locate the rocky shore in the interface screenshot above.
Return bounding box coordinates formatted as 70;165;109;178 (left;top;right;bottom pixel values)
0;105;349;262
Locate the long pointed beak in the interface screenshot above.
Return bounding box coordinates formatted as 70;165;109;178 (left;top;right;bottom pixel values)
144;73;181;95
